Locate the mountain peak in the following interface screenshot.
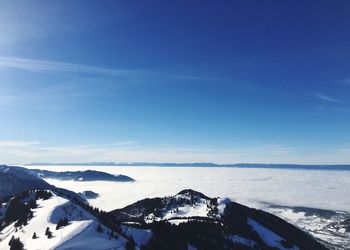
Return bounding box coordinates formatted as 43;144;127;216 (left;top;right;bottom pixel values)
176;189;212;200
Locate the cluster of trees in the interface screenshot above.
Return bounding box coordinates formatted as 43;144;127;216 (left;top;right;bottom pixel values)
4;198;34;228
35;190;52;200
108;229;118;239
8;236;24;250
30;226;54;242
138;220;253;250
207;198;219;218
0;190;54;231
31;226;56;240
56;218;69;230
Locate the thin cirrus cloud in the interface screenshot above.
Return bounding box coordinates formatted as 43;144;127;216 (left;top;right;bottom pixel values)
0;56;141;76
313;92;345;103
0;56;224;83
0;140;40;147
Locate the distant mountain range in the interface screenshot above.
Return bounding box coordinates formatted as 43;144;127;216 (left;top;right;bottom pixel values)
25;162;350;170
30;169;135;182
0;165;135;182
0;166;86;203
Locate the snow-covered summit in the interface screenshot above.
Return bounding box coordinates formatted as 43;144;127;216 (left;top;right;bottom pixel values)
110;189;226;224
110;189;328;250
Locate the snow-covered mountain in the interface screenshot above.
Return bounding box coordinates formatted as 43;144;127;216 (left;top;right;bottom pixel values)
111;189;328;250
1;188;328;250
110;189;229;223
0;190;129;250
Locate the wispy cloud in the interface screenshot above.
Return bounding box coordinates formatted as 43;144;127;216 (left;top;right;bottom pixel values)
313;92;345;103
0;56;224;83
339;78;350;84
0;140;40;147
172;75;228;82
0;56;141;76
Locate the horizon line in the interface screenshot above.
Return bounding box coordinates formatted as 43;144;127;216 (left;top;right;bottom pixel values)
10;162;350;167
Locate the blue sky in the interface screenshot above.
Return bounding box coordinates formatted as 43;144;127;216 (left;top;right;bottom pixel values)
0;1;350;164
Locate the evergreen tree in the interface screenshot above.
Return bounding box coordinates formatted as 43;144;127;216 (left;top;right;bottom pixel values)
108;230;114;239
35;190;52;200
125;237;136;250
96;224;103;233
32;232;37;239
8;236;24;250
45;227;53;238
56;218;69;230
47;230;53;239
27;199;37;209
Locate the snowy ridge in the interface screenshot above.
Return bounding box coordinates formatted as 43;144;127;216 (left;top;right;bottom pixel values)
0;191;127;250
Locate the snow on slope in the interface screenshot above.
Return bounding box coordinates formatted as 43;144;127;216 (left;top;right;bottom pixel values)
121;225;152;246
57;220;127;250
162;200;208;220
247;218;299;250
0;192;126;250
144;190;229;224
227;234;257;248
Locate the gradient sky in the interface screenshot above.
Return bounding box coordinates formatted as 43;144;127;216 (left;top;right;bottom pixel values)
0;1;350;164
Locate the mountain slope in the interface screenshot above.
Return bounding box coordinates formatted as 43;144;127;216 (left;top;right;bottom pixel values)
110;189;329;250
0;172;51;198
0;190;128;250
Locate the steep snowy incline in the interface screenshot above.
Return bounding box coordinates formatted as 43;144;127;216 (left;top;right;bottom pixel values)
0;192;127;250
